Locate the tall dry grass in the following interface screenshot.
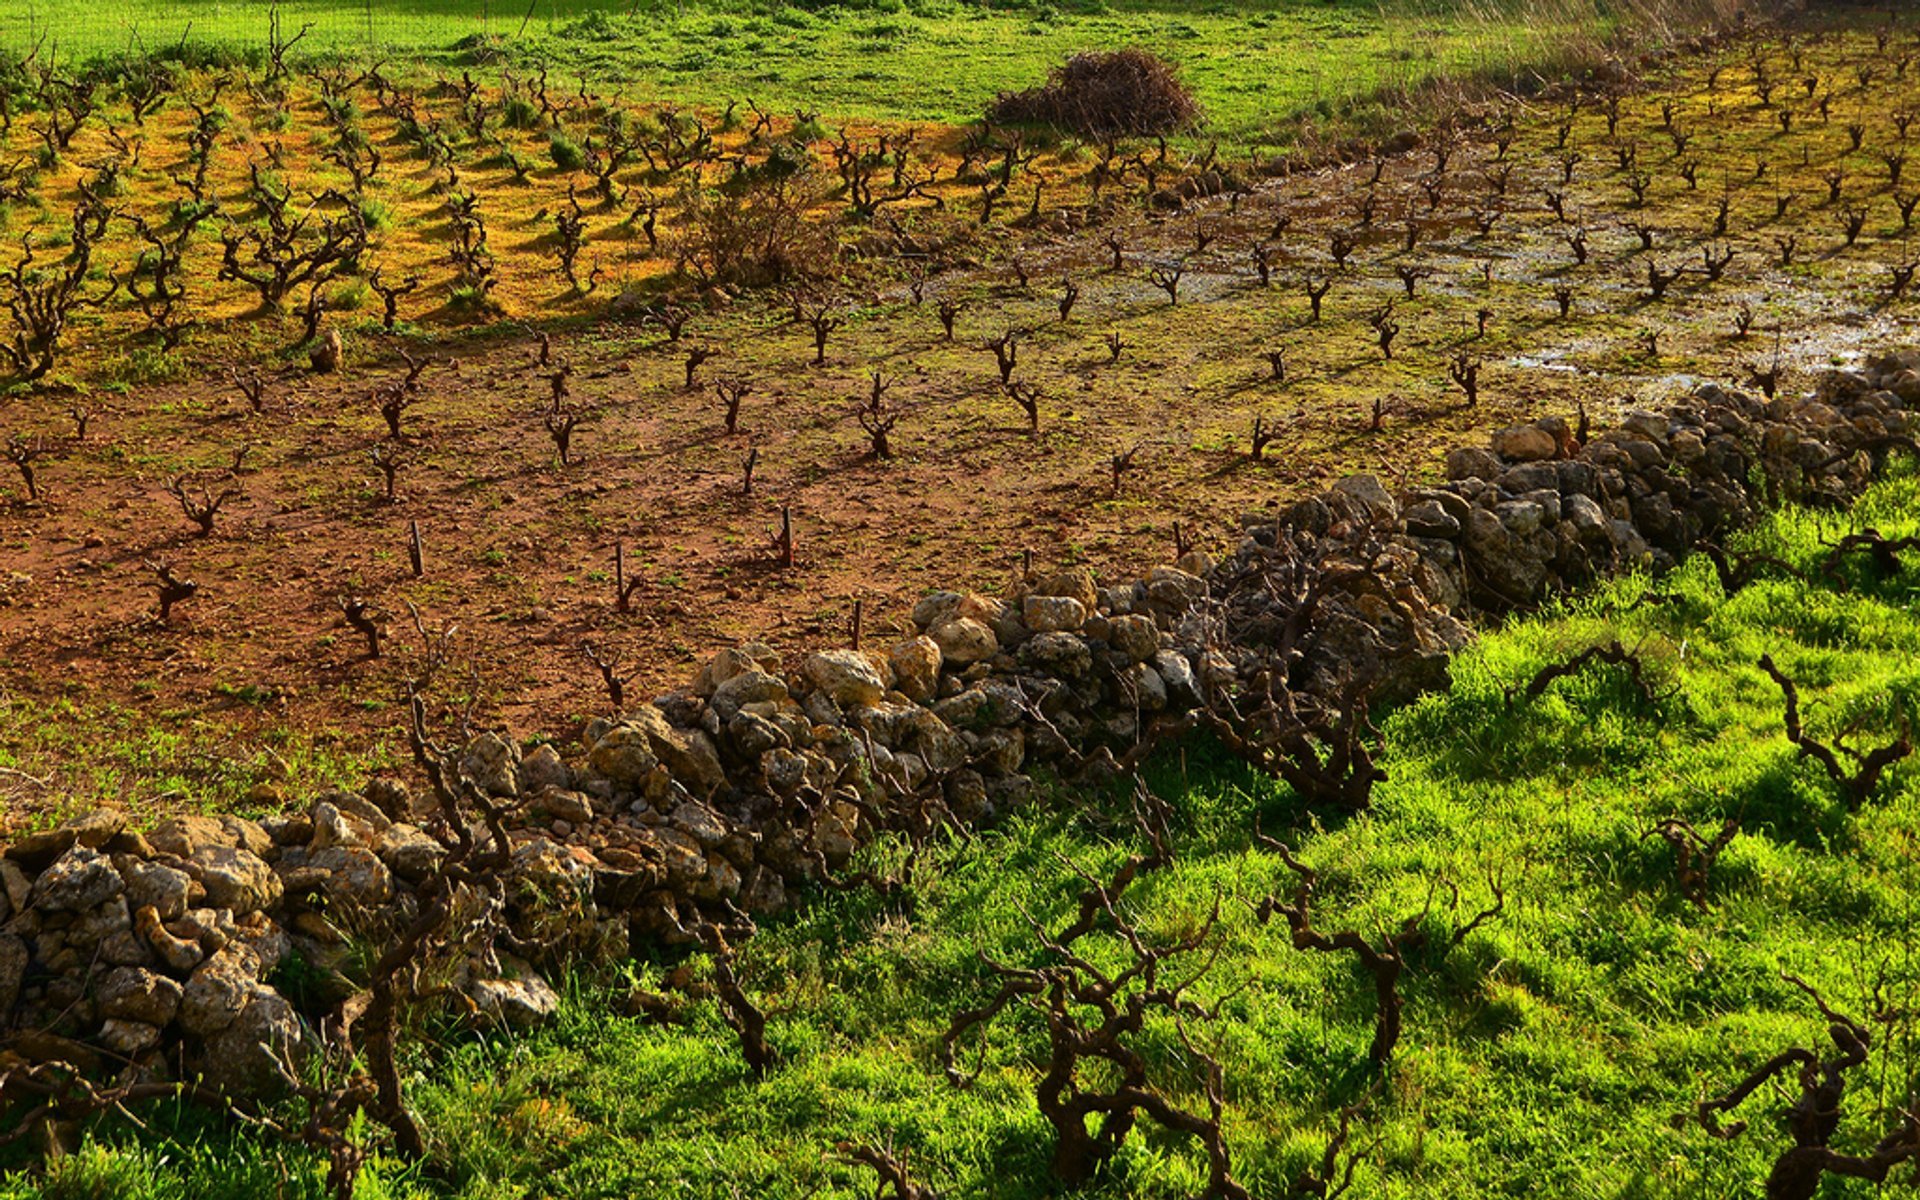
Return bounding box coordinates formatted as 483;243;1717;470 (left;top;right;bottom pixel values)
1390;0;1787;91
1284;0;1793;150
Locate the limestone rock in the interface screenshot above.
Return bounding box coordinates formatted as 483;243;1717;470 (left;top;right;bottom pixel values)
461;732;522;799
1330;473;1398;522
803;649;887;707
623;705;728;797
34;846;123;913
99;1018;161;1055
1490;424;1558;462
888;636;943;702
187;846;282;914
692;643;780;697
1107;614;1160;663
97;966;183;1026
179;946;265;1038
710;670;790;722
1021;632;1093;680
587;724;660;786
1022;594;1087;634
517;743;571;795
1029;567;1098;613
0;933;26;1014
470;963;560;1030
120;859;192;922
929;617;997;666
1446;446;1503;480
202;987;303;1095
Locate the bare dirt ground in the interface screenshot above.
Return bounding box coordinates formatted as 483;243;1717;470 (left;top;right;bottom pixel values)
1;14;1914;817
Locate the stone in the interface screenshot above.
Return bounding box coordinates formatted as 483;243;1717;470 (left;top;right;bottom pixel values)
1145;567;1207;612
1330;474;1397;521
470;964;561;1030
62;809;129;849
147;815;236;859
1030;567;1099;613
944;770;992;824
1402;500;1461;539
810;803;859;865
1153;650;1199;704
119;859;192;921
460;732;521;798
175;907;238;955
135;905;203;974
187;846;282;914
0;860;31;913
670;801;729;849
728;711;789;758
307;846;393;906
533;789;595;826
803;650;887;706
888;636;943;702
1621;410;1669;441
308;800;383;853
956;592;1010;628
179;945;264;1038
1496;500;1547;535
1020;632;1093;680
34;846;123;912
1463;507;1548;600
1120;663;1168;711
902;710;966;774
1021;595;1087;634
0;933;26;1013
1445;446;1503;480
650;828;710;888
379;824;445;883
1107;614;1160;663
624;705;728;797
1490;424;1558;462
97;966;183;1026
743;865;787;914
310;327;343;373
1499;461;1561;494
518;744;571;795
70;895;133;946
910;590;964;630
1563;493;1607;535
692;643;780;697
202;987;303;1095
99;1019;162;1056
929;617;997;666
6;809;127;869
709;670;790;722
586;725;660;786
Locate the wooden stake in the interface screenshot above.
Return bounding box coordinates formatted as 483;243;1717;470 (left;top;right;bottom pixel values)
407;519;424;577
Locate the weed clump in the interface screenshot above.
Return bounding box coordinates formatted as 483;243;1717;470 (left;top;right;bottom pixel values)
548;130;585;171
989;49;1199;137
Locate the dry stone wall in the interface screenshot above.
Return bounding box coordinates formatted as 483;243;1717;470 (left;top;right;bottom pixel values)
1;349;1915;1103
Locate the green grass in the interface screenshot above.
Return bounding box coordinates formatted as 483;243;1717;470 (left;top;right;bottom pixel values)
5;0;1611;142
0;691;397;823
9;470;1919;1197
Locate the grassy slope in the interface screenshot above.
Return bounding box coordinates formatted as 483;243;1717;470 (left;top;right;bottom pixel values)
3;0;1592;142
12;469;1919;1198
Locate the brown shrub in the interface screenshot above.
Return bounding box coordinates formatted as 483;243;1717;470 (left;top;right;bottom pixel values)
676;173;839;291
988;49;1200;138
